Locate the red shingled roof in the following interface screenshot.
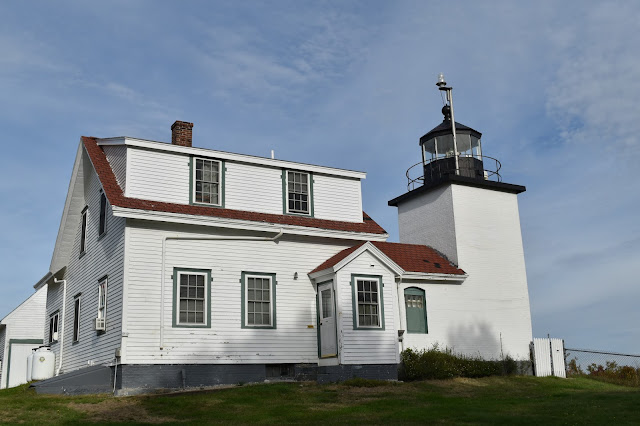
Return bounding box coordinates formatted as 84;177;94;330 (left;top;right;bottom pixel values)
310;241;465;275
82;137;387;235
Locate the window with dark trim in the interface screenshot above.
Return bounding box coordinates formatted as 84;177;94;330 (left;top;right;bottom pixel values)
73;296;81;342
98;192;107;236
241;272;277;329
286;171;310;214
98;277;107;320
80;207;88;255
351;274;385;330
173;268;211;328
49;312;59;343
193;158;222;206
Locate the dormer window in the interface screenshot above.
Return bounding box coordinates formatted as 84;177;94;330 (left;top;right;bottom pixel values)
192;158;223;207
284;170;313;216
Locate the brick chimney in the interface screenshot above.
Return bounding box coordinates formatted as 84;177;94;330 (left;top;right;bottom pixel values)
171;121;193;147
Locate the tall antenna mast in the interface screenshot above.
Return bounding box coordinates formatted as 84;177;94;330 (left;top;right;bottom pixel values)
436;73;459;175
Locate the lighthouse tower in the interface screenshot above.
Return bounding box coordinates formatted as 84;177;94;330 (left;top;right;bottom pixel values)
388;74;533;360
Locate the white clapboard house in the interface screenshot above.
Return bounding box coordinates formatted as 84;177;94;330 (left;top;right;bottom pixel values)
0;285;47;389
32;106;532;393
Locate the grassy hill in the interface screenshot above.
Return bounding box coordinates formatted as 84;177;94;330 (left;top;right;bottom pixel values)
1;376;638;424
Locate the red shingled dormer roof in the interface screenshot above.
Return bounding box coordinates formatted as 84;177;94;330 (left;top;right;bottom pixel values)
310;241;465;275
82;137;387;235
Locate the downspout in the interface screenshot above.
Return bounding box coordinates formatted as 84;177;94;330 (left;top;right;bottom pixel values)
159;228;284;349
53;278;67;376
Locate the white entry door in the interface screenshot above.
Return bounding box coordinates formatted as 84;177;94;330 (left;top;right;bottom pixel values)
318;281;337;358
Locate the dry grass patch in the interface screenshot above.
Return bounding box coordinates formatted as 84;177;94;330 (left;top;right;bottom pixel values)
69;398;177;424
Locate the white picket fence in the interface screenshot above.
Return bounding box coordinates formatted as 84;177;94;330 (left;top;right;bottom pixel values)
531;338;566;378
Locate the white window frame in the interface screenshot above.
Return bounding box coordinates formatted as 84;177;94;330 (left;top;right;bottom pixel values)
97;277;107;321
175;269;210;327
285;170;310;215
243;273;276;328
49;312;59;343
353;276;383;329
192;157;222;207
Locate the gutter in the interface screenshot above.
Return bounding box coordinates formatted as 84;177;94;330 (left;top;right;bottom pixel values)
159;228;285;349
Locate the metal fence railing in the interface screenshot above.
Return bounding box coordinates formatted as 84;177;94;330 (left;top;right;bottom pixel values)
564;347;640;385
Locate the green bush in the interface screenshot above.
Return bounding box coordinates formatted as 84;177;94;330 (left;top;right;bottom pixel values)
399;345;519;381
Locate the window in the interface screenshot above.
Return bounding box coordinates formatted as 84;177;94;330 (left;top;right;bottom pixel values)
241;272;276;329
98;192;107;236
284;170;313;215
192;158;222;206
173;268;211;328
404;287;428;334
80;207;88;255
73;296;81;342
49;312;59;343
351;275;385;330
98;277;107;321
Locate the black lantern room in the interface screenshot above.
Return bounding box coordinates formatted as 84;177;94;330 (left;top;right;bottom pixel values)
419;105;484;184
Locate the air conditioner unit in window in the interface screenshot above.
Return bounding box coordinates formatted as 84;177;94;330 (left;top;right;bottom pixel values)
94;318;106;331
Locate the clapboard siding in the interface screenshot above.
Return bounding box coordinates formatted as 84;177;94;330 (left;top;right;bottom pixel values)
123;146;364;222
103;145;127;193
126;147;190;204
313;174;363;222
224;162;282;214
124;221;355;364
0;329;5;386
335;251;399;365
47;162;125;374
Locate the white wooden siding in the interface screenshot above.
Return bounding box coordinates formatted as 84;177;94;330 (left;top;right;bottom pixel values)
126;147;190;203
124;221;354;364
0;329;5;386
335;251;399;365
124;146;364;223
46;161;125;374
224;162;282;214
103;145;127;193
313;174;363;223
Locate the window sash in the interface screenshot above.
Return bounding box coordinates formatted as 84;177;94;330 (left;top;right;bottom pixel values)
80;209;87;254
49;313;59;343
194;158;221;206
99;193;107;236
98;279;107;320
355;278;381;328
286;171;309;214
177;272;208;325
73;297;81;342
244;274;274;327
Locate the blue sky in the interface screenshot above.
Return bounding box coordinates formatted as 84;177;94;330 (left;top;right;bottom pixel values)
1;1;639;354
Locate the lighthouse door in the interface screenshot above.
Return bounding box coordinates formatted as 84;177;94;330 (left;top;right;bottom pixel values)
318;281;337;358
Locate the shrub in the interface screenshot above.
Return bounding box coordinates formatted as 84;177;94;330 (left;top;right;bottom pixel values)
399;345;519;381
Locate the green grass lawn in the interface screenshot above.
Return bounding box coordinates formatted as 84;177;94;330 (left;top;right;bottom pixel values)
1;376;638;424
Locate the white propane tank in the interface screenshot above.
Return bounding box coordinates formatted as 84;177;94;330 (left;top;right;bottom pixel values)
31;347;55;380
26;348;37;382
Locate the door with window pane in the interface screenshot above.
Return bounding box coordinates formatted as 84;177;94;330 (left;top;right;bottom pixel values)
404;288;427;334
317;281;337;358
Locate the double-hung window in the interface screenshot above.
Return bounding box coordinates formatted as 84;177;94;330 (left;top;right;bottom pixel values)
173;268;211;328
80;207;88;255
193;158;222;206
99;192;107;237
49;312;59;343
98;277;107;321
285;171;311;215
241;272;276;328
351;275;385;330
